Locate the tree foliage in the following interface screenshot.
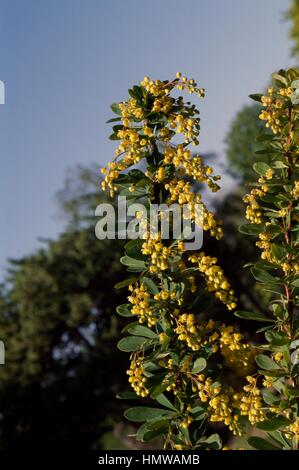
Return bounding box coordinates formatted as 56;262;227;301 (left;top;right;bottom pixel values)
225;104;270;182
0;168;128;449
286;0;299;58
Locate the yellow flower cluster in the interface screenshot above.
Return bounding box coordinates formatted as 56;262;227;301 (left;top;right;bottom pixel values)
127;356;149;397
165;179;223;238
119;98;145;124
219;325;252;367
175;313;201;351
243;170;274;225
259;86;288;134
127;283;157;326
101;96;152;195
152;96;173;114
101;163;120;197
175;317;222;353
140;73;204;98
174;316;253;375
209;393;241;436
187;274;197;293
292;180;299;197
102;73;208;198
141;237;170;273
256;231;273;261
163;145;220;190
154;289;177;302
192;375;242;435
262;376;274;388
189;253;237;310
287;418;299;441
140;74;204;146
243;191;263;224
193;374;220;402
240;376;265;425
255;229;299;275
116;128;145;153
180;415;194;429
101;152;142;196
219;325;244;351
168;113;200;146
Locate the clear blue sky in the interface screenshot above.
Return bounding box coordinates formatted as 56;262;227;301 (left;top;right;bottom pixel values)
0;0;295;275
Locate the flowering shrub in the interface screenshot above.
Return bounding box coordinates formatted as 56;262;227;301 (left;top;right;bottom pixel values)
102;69;299;450
101;74;266;450
238;68;299;450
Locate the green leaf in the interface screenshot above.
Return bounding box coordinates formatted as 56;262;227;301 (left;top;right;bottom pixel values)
132;85;143;101
262;390;280;405
257;416;291;431
249;93;263;102
128;88;136;99
256;354;279;370
272;73;288;87
234;310;274;322
258;369;285;378
273;160;288;169
191;357;207;374
114;277;137;289
128;169;147;180
125;246;145;260
291;278;299;287
271;244;286;262
290;339;299;349
135;422;150;442
124;406;175;422
117;336;147;352
106;117;121;123
199;433;222;450
109;133;120;141
248;436;280;450
116;391;138;400
239;223;262;236
150;384;168;400
112;124;123;134
155;393;177;411
255;260;276;271
265;330;288;346
256;133;273;142
136;420;168;442
120;256;146;269
253;161;272;176
110;102;122;115
116;304;132;317
190;405;206;421
251;266;278;284
254;149;275;155
267;430;292;450
126;324;158;339
141;277;159;294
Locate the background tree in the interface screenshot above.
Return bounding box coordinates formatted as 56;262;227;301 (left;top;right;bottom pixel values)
0;166;131;449
225;104;270;183
286;0;299;58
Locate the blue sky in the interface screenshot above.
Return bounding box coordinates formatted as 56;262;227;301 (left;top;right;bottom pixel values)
0;0;295;275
